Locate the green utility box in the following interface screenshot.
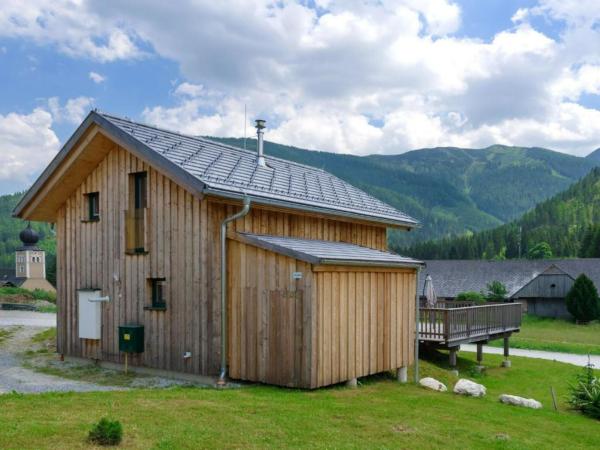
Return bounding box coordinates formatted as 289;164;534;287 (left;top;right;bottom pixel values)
118;324;144;353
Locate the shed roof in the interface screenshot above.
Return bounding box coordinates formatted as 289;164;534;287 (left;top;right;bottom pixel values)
419;259;600;298
234;233;423;268
14;111;418;228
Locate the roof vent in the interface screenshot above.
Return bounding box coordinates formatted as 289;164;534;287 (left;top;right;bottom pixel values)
255;119;266;167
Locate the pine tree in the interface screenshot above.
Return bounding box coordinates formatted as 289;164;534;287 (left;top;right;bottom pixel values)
566;274;600;323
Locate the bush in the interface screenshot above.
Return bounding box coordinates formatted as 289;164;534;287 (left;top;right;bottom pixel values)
88;418;123;446
485;281;508;302
31;288;56;303
455;291;486;304
569;363;600;420
566;274;600;323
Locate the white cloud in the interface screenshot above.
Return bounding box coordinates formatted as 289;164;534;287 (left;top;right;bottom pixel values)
0;109;60;194
48;96;95;124
89;71;106;84
4;1;600;156
0;0;142;62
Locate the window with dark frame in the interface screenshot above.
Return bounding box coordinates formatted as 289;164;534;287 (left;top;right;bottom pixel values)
85;192;100;221
146;278;166;310
126;171;148;254
133;172;147;209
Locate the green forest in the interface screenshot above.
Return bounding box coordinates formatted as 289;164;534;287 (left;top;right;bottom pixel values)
404;167;600;260
0;192;56;284
216;137;598;246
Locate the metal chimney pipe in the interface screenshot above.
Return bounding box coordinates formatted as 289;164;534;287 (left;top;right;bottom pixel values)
255;119;266;167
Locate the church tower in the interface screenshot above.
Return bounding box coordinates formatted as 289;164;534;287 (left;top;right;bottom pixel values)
15;223;46;280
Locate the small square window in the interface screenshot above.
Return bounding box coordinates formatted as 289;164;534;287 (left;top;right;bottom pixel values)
146;278;166;310
85;192;100;221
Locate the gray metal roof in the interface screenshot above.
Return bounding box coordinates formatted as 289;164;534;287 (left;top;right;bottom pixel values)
235;233;423;267
419;259;600;298
97;112;418;228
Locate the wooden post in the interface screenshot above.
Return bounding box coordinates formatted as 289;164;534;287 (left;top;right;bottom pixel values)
449;347;457;368
476;342;483;365
501;336;511;367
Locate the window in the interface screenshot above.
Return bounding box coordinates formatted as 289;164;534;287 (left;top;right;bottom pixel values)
126;172;148;254
133;172;147;209
145;278;166;310
85;192;100;221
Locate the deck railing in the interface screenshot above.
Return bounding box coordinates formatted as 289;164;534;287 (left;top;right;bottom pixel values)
419;302;522;343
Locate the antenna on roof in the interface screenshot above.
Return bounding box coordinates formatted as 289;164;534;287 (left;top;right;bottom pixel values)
243;104;247;150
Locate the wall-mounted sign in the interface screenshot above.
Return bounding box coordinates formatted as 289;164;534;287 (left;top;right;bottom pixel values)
292;272;303;280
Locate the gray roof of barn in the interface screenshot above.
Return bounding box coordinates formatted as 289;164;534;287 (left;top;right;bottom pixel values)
91;112;418;227
235;233;423;267
419;259;600;298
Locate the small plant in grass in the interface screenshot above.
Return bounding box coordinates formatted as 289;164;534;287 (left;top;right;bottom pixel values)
566;274;600;323
456;291;486;304
568;362;600;420
88;417;123;446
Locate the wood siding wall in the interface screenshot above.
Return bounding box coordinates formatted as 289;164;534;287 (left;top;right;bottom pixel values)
513;274;574;299
55;141;390;377
313;269;416;388
227;240;315;387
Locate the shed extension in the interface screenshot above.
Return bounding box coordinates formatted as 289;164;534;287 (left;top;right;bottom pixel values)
227;233;422;388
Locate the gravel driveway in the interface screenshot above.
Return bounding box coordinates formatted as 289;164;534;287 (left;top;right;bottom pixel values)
0;312;123;395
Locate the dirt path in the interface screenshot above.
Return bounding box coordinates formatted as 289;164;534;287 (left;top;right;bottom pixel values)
0;324;123;395
0;310;56;327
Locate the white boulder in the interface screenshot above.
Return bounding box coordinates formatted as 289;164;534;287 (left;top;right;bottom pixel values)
499;394;542;409
419;377;447;392
453;379;486;397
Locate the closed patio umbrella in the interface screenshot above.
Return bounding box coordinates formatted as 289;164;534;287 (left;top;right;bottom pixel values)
423;274;437;308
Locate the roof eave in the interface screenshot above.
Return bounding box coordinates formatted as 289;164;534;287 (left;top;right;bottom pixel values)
203;186;419;229
13;110;207;220
319;259;424;268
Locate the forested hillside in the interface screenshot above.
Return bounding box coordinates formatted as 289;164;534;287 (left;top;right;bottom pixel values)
214;138;598;246
0;192;56;284
405;167;600;260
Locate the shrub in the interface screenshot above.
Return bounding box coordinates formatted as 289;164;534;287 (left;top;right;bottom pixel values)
569;363;600;420
566;274;600;323
485;281;508;302
31;288;56;303
455;291;486;304
88;418;123;446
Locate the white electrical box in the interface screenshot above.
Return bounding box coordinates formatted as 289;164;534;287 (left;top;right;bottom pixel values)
78;289;102;340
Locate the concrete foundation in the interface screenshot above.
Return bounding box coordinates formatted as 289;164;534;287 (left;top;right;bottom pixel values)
396;366;408;383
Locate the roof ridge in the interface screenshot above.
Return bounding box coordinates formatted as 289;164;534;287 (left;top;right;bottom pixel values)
97;110;334;174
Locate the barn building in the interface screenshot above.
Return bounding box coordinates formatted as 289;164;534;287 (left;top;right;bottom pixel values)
13;111;422;388
420;259;600;319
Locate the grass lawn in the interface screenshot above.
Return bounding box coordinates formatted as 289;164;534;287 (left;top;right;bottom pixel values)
1;351;598;449
489;315;600;355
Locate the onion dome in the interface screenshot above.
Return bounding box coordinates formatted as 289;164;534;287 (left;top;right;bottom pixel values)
19;223;40;249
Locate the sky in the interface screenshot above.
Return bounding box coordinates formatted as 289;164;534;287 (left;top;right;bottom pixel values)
1;0;600;194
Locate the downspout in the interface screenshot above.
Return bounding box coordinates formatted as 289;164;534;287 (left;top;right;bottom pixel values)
218;196;251;386
414;266;422;383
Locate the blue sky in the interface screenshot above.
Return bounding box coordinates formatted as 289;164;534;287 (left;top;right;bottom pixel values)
1;0;600;194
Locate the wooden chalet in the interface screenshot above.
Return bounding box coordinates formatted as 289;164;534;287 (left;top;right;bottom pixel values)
13;111;423;388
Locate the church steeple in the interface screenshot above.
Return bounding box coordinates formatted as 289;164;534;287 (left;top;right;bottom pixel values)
18;222;40;250
15;223;45;279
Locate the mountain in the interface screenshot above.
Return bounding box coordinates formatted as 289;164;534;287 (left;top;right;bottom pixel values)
0;140;597;267
403;167;600;260
0;192;55;283
213;138;598;247
587;148;600;162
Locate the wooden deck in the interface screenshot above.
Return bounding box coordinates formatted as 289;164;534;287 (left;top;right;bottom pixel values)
419;302;522;347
